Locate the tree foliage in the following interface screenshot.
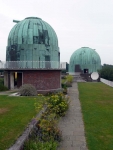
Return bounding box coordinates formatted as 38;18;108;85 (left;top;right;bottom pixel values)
99;64;113;81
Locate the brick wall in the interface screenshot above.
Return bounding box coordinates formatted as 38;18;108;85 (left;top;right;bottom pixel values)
23;70;61;91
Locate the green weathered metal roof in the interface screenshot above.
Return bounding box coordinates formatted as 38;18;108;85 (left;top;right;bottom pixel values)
8;17;58;47
69;47;101;73
6;17;60;64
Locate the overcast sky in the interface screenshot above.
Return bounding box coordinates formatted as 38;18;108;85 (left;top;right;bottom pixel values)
0;0;113;65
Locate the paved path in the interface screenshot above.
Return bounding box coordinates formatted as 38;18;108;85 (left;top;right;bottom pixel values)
0;89;19;95
58;82;88;150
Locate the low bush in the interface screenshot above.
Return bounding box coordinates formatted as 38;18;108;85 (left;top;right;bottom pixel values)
19;84;37;96
24;92;69;149
24;139;58;150
66;75;73;83
46;92;69;117
61;83;67;94
65;81;72;87
0;78;4;85
61;83;67;89
61;75;66;79
37;113;62;142
61;75;73;93
0;84;8;91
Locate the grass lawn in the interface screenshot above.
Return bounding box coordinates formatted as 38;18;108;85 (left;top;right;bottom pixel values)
0;95;44;150
78;82;113;150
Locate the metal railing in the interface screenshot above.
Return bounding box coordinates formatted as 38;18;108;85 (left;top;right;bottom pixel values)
0;61;66;70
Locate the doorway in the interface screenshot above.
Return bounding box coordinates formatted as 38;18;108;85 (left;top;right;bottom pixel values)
9;72;22;89
84;69;88;73
75;65;81;72
14;72;22;88
17;72;22;88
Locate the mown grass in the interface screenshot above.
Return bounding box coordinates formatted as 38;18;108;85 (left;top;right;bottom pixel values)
78;82;113;150
0;95;44;150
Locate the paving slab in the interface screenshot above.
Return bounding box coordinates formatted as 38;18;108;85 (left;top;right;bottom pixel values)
57;82;88;150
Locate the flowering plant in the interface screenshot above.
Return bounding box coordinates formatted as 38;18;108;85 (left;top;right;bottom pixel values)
46;92;69;117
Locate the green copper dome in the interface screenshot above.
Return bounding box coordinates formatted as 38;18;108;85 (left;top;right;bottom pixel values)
69;47;101;73
6;17;60;63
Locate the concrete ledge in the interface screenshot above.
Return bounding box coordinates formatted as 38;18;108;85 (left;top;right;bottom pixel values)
8;106;47;150
101;78;113;87
37;88;62;94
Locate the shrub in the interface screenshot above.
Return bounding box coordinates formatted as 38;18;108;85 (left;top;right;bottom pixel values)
61;83;67;89
23;92;69;149
24;139;58;150
61;75;66;79
65;81;72;87
37;113;62;142
46;93;69;117
61;83;67;94
66;75;73;83
43;89;63;96
0;78;8;91
61;75;73;90
0;78;4;85
0;84;8;91
19;84;37;96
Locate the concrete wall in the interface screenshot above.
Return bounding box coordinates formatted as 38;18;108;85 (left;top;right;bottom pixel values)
4;71;14;89
10;72;14;89
100;78;113;87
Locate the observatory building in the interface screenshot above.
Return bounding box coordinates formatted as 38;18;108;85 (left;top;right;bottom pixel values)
2;17;62;93
69;47;101;80
6;17;60;65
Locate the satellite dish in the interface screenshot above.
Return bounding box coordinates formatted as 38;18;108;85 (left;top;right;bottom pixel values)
91;72;99;80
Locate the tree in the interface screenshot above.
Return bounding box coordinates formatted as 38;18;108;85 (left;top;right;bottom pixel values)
99;64;113;81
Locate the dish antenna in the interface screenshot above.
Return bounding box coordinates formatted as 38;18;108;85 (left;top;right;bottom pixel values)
91;72;99;80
